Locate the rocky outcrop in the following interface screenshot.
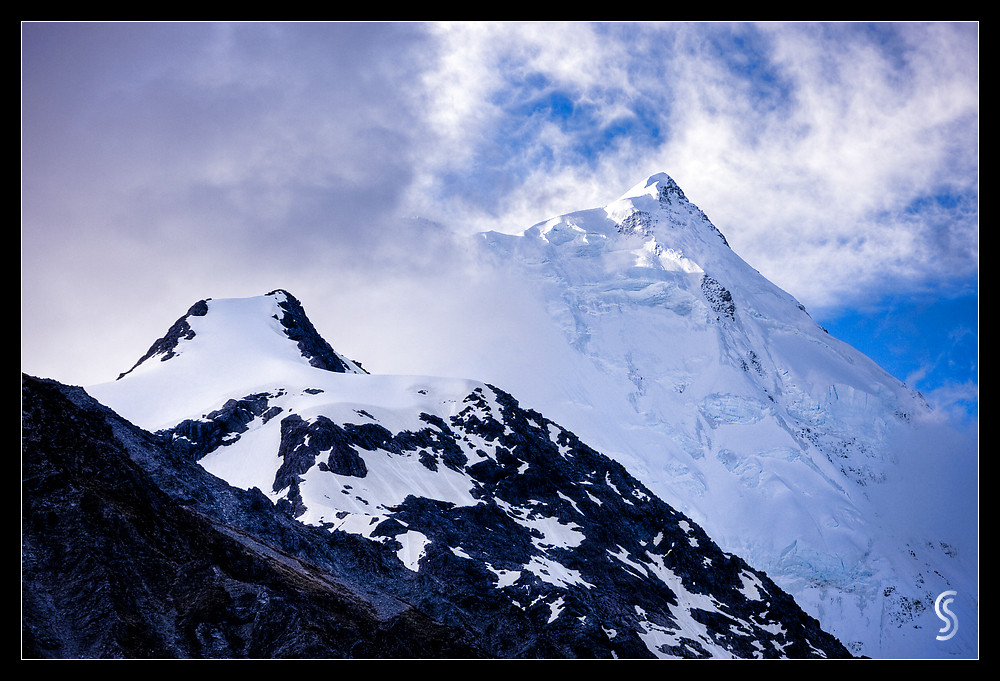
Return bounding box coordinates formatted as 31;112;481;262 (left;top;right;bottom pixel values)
116;300;209;379
269;289;366;374
701;275;736;321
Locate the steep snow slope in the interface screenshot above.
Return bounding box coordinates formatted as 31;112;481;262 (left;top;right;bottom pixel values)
469;173;977;658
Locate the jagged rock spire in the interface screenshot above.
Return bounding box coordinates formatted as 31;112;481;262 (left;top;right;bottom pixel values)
267;289;366;374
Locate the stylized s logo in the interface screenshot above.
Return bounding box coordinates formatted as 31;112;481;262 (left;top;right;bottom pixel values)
935;590;958;641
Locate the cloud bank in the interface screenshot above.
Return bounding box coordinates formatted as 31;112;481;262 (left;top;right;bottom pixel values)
22;22;978;396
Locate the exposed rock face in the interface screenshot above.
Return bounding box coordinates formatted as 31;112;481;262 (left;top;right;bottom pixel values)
167;391;286;461
268;289;366;374
700;274;736;322
116;299;209;379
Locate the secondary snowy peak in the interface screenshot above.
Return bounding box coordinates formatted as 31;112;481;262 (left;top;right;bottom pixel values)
118;289;364;380
118;289;365;381
88;290;366;431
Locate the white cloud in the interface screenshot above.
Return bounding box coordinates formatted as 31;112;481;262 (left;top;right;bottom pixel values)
404;23;978;314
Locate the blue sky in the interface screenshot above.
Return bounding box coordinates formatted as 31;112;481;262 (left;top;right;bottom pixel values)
21;21;978;426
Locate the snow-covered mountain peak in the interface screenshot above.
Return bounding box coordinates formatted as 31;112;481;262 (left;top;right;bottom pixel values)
603;171;730;250
88;290;366;431
496;171;734;292
118;289;364;380
265;288;368;375
617;171;688;202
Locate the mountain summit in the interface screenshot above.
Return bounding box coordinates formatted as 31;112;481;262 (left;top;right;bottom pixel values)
616;172;708;217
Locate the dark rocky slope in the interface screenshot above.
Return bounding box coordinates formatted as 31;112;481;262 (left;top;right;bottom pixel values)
21;374;481;658
22;373;853;659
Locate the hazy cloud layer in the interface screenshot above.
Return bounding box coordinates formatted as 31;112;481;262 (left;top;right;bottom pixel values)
22;22;978;390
